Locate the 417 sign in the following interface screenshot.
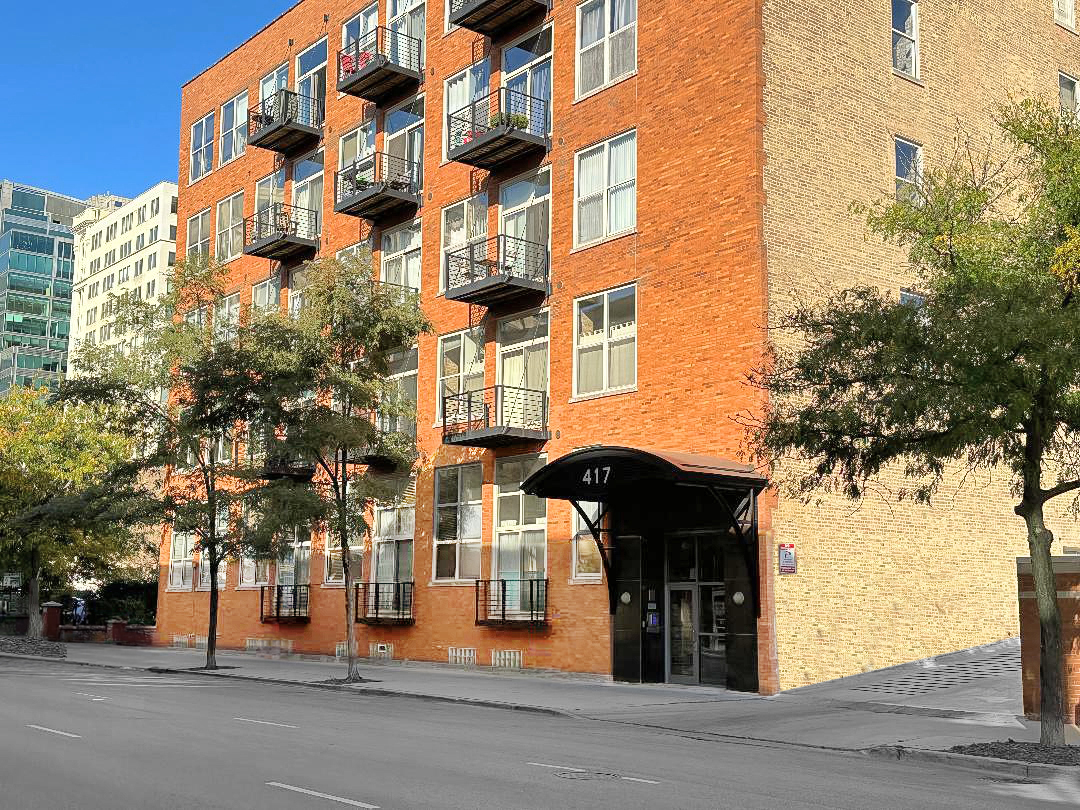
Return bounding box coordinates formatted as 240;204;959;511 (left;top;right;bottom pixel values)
581;465;612;486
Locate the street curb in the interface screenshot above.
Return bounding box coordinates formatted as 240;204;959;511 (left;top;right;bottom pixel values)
866;745;1077;779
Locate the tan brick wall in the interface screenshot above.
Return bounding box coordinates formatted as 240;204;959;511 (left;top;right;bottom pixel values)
762;1;1080;688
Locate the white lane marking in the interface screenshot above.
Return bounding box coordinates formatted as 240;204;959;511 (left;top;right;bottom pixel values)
621;776;660;785
527;762;587;772
233;717;298;729
26;724;80;739
73;692;108;701
266;782;378;808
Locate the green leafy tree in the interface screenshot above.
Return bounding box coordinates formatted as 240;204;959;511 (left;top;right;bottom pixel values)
746;99;1080;746
250;251;430;681
0;387;151;637
59;254;312;668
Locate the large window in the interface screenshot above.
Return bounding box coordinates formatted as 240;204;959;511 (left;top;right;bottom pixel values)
239;554;270;587
215;293;240;343
441;193;486;290
575;130;636;246
894;136;922;201
1061;72;1078;118
382;221;422;290
504;27;552;135
292;151;324;235
576;0;636;98
198;508;229;589
186;208;212;256
494;456;546;592
324;535;363;584
278;526;312;586
296;39;328;124
434;465;481;580
1057;0;1075;29
438;329;484;420
574;283;637;396
260;63;289;103
572;502;603;580
501;167;550;248
380;347;419;437
374;498;415;586
251;276;280;313
340;122;375;170
168;531;194;590
891;0;919;79
215;191;244;262
444;61;488;157
255;169;285;214
190;112;215;183
220;91;249;165
389;0;426;66
386;97;424;188
344;4;378;48
498;311;548;393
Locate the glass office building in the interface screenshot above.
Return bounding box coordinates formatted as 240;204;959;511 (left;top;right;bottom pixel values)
0;181;90;392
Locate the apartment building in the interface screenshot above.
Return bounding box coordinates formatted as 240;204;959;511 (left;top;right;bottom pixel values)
0;181;100;392
157;0;1080;692
68;182;178;374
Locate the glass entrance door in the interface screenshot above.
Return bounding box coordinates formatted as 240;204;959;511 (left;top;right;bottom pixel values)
668;586;695;683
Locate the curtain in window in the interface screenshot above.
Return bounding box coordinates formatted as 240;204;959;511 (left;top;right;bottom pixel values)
608;287;636;389
607;133;637;235
578;0;605;96
576;147;605;244
609;0;636;79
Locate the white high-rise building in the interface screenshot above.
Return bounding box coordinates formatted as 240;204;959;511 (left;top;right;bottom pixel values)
68;181;177;377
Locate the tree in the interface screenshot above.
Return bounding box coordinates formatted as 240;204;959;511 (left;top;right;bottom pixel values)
59;254;311;668
745;99;1080;746
251;250;430;681
0;387;150;637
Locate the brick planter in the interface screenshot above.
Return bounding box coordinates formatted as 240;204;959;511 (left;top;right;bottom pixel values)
1017;556;1080;722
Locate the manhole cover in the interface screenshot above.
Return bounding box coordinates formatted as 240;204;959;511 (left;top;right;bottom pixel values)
556;772;620;781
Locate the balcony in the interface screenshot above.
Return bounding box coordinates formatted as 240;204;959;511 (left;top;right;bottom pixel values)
260;585;311;623
476;579;548;627
337;28;423;104
0;587;27;618
260;453;317;482
445;234;547;306
356;582;414;625
243;203;319;263
446;88;549;170
247;89;323;157
442;385;548;447
334;153;421;223
447;0;548;36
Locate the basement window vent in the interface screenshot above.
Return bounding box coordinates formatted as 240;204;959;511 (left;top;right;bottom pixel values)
368;642;394;659
245;638;263;652
194;635;208;650
171;634;192;649
492;649;523;669
448;646;477;666
336;641;360;659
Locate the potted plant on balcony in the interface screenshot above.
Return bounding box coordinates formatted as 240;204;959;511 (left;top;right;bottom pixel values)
489;112;530;130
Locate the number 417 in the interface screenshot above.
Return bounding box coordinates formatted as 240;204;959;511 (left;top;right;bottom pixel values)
582;466;611;485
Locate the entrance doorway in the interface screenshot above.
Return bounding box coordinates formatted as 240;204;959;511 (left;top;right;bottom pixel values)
666;534;727;686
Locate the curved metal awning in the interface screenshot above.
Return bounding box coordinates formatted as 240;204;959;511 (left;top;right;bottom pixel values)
521;445;767;501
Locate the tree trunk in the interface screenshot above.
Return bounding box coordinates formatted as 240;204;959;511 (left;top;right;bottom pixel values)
340;447;361;682
1023;502;1065;746
206;553;219;670
25;547;42;639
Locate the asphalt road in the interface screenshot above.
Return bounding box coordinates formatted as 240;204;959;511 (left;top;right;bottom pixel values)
0;657;1075;809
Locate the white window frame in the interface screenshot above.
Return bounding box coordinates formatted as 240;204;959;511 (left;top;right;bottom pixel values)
189;111;215;184
1061;72;1078;118
572;501;603;580
385;94;425;188
894;136;923;201
339;122;375;170
215;191;244;263
215;292;241;343
575;0;637;100
220;90;249;166
323;535;363;586
1057;0;1076;30
443;60;489;158
493;454;547;586
255;169;285;215
382;220;422;291
433;464;482;582
260;63;289;103
437;329;484;421
496;309;549;393
373;500;415;584
239;554;270;588
251;276;280;313
186;208;212;257
502;25;553;136
168;531;194;590
440;192;487;291
573;130;636;247
572;282;638;397
891;0;919;79
291;149;325;236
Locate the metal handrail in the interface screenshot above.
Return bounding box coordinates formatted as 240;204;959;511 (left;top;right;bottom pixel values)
338;27;423;80
476;578;548;624
248;88;323;136
244;202;320;245
445;233;548;292
335;152;421;204
442;384;547;439
447;87;549;153
260;585;310;620
355;581;414;622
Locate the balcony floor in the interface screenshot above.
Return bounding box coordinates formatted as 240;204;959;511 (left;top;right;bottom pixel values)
448;0;548;35
243;235;319;264
334;184;420;223
444;274;547;307
447;128;549;171
337;58;422;105
443;426;549;448
248;120;322;157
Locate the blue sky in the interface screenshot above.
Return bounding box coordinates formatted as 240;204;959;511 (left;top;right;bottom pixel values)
0;0;298;201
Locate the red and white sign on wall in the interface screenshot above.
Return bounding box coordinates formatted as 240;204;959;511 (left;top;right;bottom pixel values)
778;543;797;575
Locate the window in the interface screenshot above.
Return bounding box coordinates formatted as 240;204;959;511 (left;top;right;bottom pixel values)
574;283;637;396
374;495;415;588
388;0;426;67
106;223;117;242
147;279;156;298
149;225;159;243
494;456;546;598
133;259;144;278
444;61;488;157
136;233;145;251
575;130;636;245
503;27;552;135
215;293;240;343
344;4;378;49
190;112;215;183
118;265;130;283
187;208;212;256
339;122;374;170
292;151;324;236
894;136;922;201
576;0;636;98
501;167;550;256
296;38;328;125
138;205;147;225
120;241;132;260
379;347;419;437
278;527;312;586
198;508;229;589
572;502;603;579
220;91;249;165
386;97;424;188
891;0;918;78
434;465;481;580
239;550;270;587
151;198;160;218
441;194;487;290
251;276;280;313
382;221;422;290
255;169;285;216
121;213;133;234
148;253;157;272
1057;0;1076;29
168;531;194;589
260;63;289;103
324;535;363;584
288;267;310;318
215;191;245;262
438;330;484;420
103;273;115;292
1062;72;1078;118
498;311;548;409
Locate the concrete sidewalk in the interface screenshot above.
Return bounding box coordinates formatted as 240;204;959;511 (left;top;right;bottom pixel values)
43;638;1036;753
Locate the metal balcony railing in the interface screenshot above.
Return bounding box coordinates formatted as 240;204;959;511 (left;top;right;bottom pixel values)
244;203;320;246
248;89;323;138
442;385;548;445
445;234;547;296
355;582;415;624
334;153;422;221
338;27;423;83
446;87;549;155
260;585;311;622
261;452;317;481
0;587;27;617
476;578;548;625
